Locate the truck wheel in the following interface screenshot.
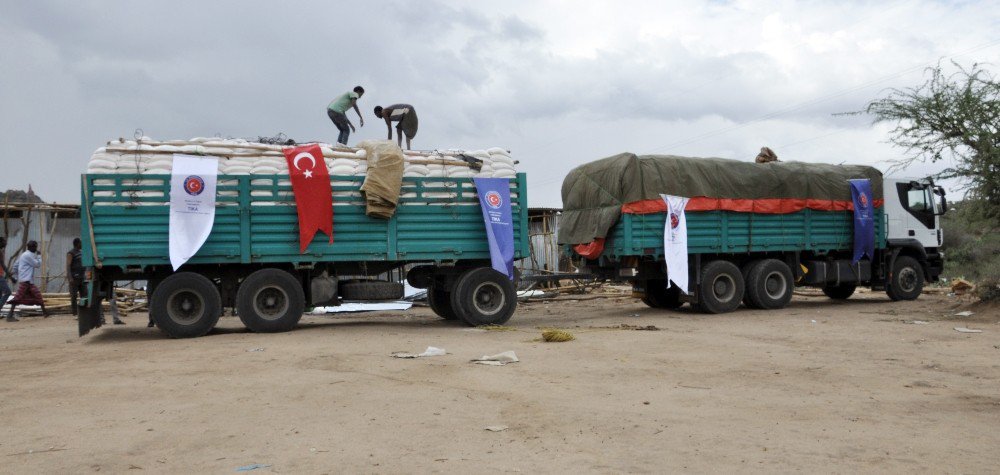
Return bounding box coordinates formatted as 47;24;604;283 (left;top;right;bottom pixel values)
450;268;517;326
886;256;924;301
150;272;222;338
745;259;794;310
235;268;305;333
822;284;856;300
640;279;683;309
341;281;404;300
427;286;458;320
696;260;744;314
741;260;761;308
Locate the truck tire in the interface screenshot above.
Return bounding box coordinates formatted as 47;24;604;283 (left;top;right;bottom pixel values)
341;281;404;300
427;286;458;320
150;272;222;338
450;268;517;326
640;279;683;309
696;260;744;314
822;284;856;300
236;268;305;333
741;260;761;308
886;256;924;301
745;259;794;310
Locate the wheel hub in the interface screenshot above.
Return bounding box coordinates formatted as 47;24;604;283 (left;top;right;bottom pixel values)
253;286;289;320
764;271;787;299
167;290;204;324
471;282;505;316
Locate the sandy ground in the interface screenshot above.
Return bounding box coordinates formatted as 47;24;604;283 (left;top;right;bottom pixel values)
1;289;998;474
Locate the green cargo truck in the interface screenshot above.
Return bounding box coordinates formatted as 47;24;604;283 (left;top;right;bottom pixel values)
559;154;946;313
79;173;529;338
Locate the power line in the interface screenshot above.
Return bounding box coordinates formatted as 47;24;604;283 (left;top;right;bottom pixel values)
642;38;1000;154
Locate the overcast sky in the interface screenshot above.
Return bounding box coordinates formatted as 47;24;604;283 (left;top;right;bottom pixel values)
1;0;997;206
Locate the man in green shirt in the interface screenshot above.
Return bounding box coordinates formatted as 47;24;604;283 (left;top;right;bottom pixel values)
327;86;365;145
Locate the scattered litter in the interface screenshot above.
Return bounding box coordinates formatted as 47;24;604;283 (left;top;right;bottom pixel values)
311;302;412;314
541;329;575;342
904;320;930;325
954;327;983;333
392;346;447;358
484;425;509;432
953;311;974;317
246;348;265;352
516;290;549;299
950;278;974;294
810;320;817;324
236;464;271;471
619;324;660;331
479;324;517;332
628;314;640;317
471;351;519;366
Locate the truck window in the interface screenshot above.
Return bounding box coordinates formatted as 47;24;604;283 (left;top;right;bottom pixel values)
896;182;935;229
907;188;930;212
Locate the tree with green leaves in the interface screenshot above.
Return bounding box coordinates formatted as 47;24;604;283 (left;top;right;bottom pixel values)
862;61;999;222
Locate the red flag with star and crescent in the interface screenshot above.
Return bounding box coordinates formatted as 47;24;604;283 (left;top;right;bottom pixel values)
283;144;333;253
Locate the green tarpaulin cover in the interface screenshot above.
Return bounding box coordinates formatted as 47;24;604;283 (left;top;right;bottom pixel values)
558;153;883;245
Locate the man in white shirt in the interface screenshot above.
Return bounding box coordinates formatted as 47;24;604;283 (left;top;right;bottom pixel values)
6;240;47;321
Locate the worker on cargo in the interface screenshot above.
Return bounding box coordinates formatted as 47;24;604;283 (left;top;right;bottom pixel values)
327;86;365;145
755;146;779;163
6;240;47;321
373;104;418;150
0;237;11;315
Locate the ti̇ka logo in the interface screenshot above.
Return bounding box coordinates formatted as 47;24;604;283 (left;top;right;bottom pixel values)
184;175;205;196
859;192;869;209
485;190;503;209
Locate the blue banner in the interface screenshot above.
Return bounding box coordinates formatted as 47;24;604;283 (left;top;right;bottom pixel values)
849;178;875;263
473;177;515;279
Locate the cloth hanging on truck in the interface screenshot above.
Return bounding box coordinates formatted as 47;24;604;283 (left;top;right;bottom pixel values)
359;140;405;219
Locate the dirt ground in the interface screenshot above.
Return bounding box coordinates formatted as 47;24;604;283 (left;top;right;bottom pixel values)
1;289;998;474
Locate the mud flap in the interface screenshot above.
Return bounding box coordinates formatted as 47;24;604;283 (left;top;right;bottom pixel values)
78;281;103;337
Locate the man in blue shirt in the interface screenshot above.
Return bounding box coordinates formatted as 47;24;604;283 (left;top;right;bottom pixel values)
7;240;47;321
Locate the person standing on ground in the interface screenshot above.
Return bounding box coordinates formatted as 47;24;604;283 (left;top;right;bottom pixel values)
0;237;12;313
66;238;89;317
373;104;419;150
327;86;365;145
6;240;47;321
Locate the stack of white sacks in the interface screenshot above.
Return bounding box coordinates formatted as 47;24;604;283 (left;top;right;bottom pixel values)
86;137;518;204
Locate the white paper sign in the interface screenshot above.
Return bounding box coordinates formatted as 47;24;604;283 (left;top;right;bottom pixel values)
660;194;690;294
169;154;218;270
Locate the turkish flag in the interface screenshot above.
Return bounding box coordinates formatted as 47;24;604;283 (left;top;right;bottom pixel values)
283;144;333;253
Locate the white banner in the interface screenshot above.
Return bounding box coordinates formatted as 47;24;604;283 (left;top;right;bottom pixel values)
660;194;690;294
169;154;218;270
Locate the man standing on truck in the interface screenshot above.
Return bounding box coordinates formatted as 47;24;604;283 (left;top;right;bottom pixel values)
6;240;47;321
327;86;365;145
373;104;418;150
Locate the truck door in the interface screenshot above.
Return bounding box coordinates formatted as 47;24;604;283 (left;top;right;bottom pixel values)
891;182;940;248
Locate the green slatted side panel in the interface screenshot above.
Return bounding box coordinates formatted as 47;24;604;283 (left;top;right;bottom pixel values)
82;173;528;267
606;208;886;258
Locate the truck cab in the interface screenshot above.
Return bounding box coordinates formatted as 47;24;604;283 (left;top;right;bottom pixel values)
883;178;947;249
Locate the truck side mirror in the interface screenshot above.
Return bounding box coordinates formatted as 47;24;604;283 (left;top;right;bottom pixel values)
934;186;947;215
